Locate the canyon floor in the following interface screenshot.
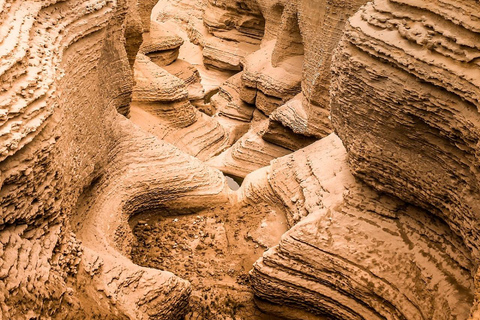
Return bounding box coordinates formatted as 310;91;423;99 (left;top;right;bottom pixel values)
129;202;288;320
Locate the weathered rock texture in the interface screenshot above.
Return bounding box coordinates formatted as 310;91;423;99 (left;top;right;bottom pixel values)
128;0;373;178
206;0;369;173
0;0;231;318
244;134;474;320
208;115;291;179
329;0;480;318
4;0;479;318
202;0;264;70
297;0;368;136
131;53;232;160
241;0;369;139
140;21;184;67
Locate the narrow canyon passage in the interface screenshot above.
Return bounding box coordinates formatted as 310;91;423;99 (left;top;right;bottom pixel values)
1;0;479;319
120;1;477;318
122;3;307;316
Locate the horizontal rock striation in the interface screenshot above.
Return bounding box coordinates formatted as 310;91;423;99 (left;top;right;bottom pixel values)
203;0;265;42
240;40;303;116
133;53;190;103
241;0;368;139
261;117;316;151
245;134;474;320
297;0;368;137
0;0;136;316
132;46;232;160
202;0;264;70
207;110;291;178
330;0;480;269
268;93;330;138
73;116;233;319
211;73;256;122
0;0;232;318
142;0;367;172
6;0;478;318
330;0;480;316
140;20;184;67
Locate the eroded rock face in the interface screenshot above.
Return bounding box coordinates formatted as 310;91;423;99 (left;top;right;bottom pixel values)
0;0;230;318
242;0;369;139
331;0;480;281
4;0;479;318
297;0;368;136
140;21;184;67
129;0;370;177
244;134;474;320
126;0;374;183
329;0;480;317
240;40;303;116
203;0;265;70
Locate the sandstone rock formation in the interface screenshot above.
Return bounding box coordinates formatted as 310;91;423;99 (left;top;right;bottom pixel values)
141;21;184;67
243;135;474;319
0;0;229;318
2;0;480;319
202;0;264;70
330;1;480;316
128;0;370;176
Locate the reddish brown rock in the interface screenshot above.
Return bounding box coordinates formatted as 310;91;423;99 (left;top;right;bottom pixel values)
243;134;474;320
330;0;480;317
3;0;479;318
211;73;256;122
0;0;229;318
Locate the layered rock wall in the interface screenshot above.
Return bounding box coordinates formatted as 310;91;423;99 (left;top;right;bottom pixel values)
236;0;480;318
0;0;134;315
243;134;474;320
331;0;480;270
329;0;480;317
5;0;479;318
128;0;372;180
0;0;231;318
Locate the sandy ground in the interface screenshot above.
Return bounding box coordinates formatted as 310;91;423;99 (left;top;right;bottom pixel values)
129;202;288;320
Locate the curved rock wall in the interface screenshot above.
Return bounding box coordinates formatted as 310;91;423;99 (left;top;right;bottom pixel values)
0;0;231;318
5;0;478;318
245;0;368;138
330;0;480;317
331;0;480;270
244;134;474;320
0;0;134;316
133;0;370;179
232;0;480;318
298;0;368;118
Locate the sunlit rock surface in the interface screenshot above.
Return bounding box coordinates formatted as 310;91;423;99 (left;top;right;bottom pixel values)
330;1;480;316
2;0;480;318
244;134;474;319
0;0;228;318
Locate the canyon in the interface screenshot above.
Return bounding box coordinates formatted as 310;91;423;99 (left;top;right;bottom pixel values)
0;0;478;319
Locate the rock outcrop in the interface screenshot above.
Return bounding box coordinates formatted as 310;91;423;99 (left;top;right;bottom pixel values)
240;40;303;116
212;73;256;122
297;0;368;137
239;0;368;139
244;134;474;320
129;0;369;175
207;110;291;178
202;0;264;70
140;21;184;67
0;0;230;318
329;0;480;317
4;0;479;318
